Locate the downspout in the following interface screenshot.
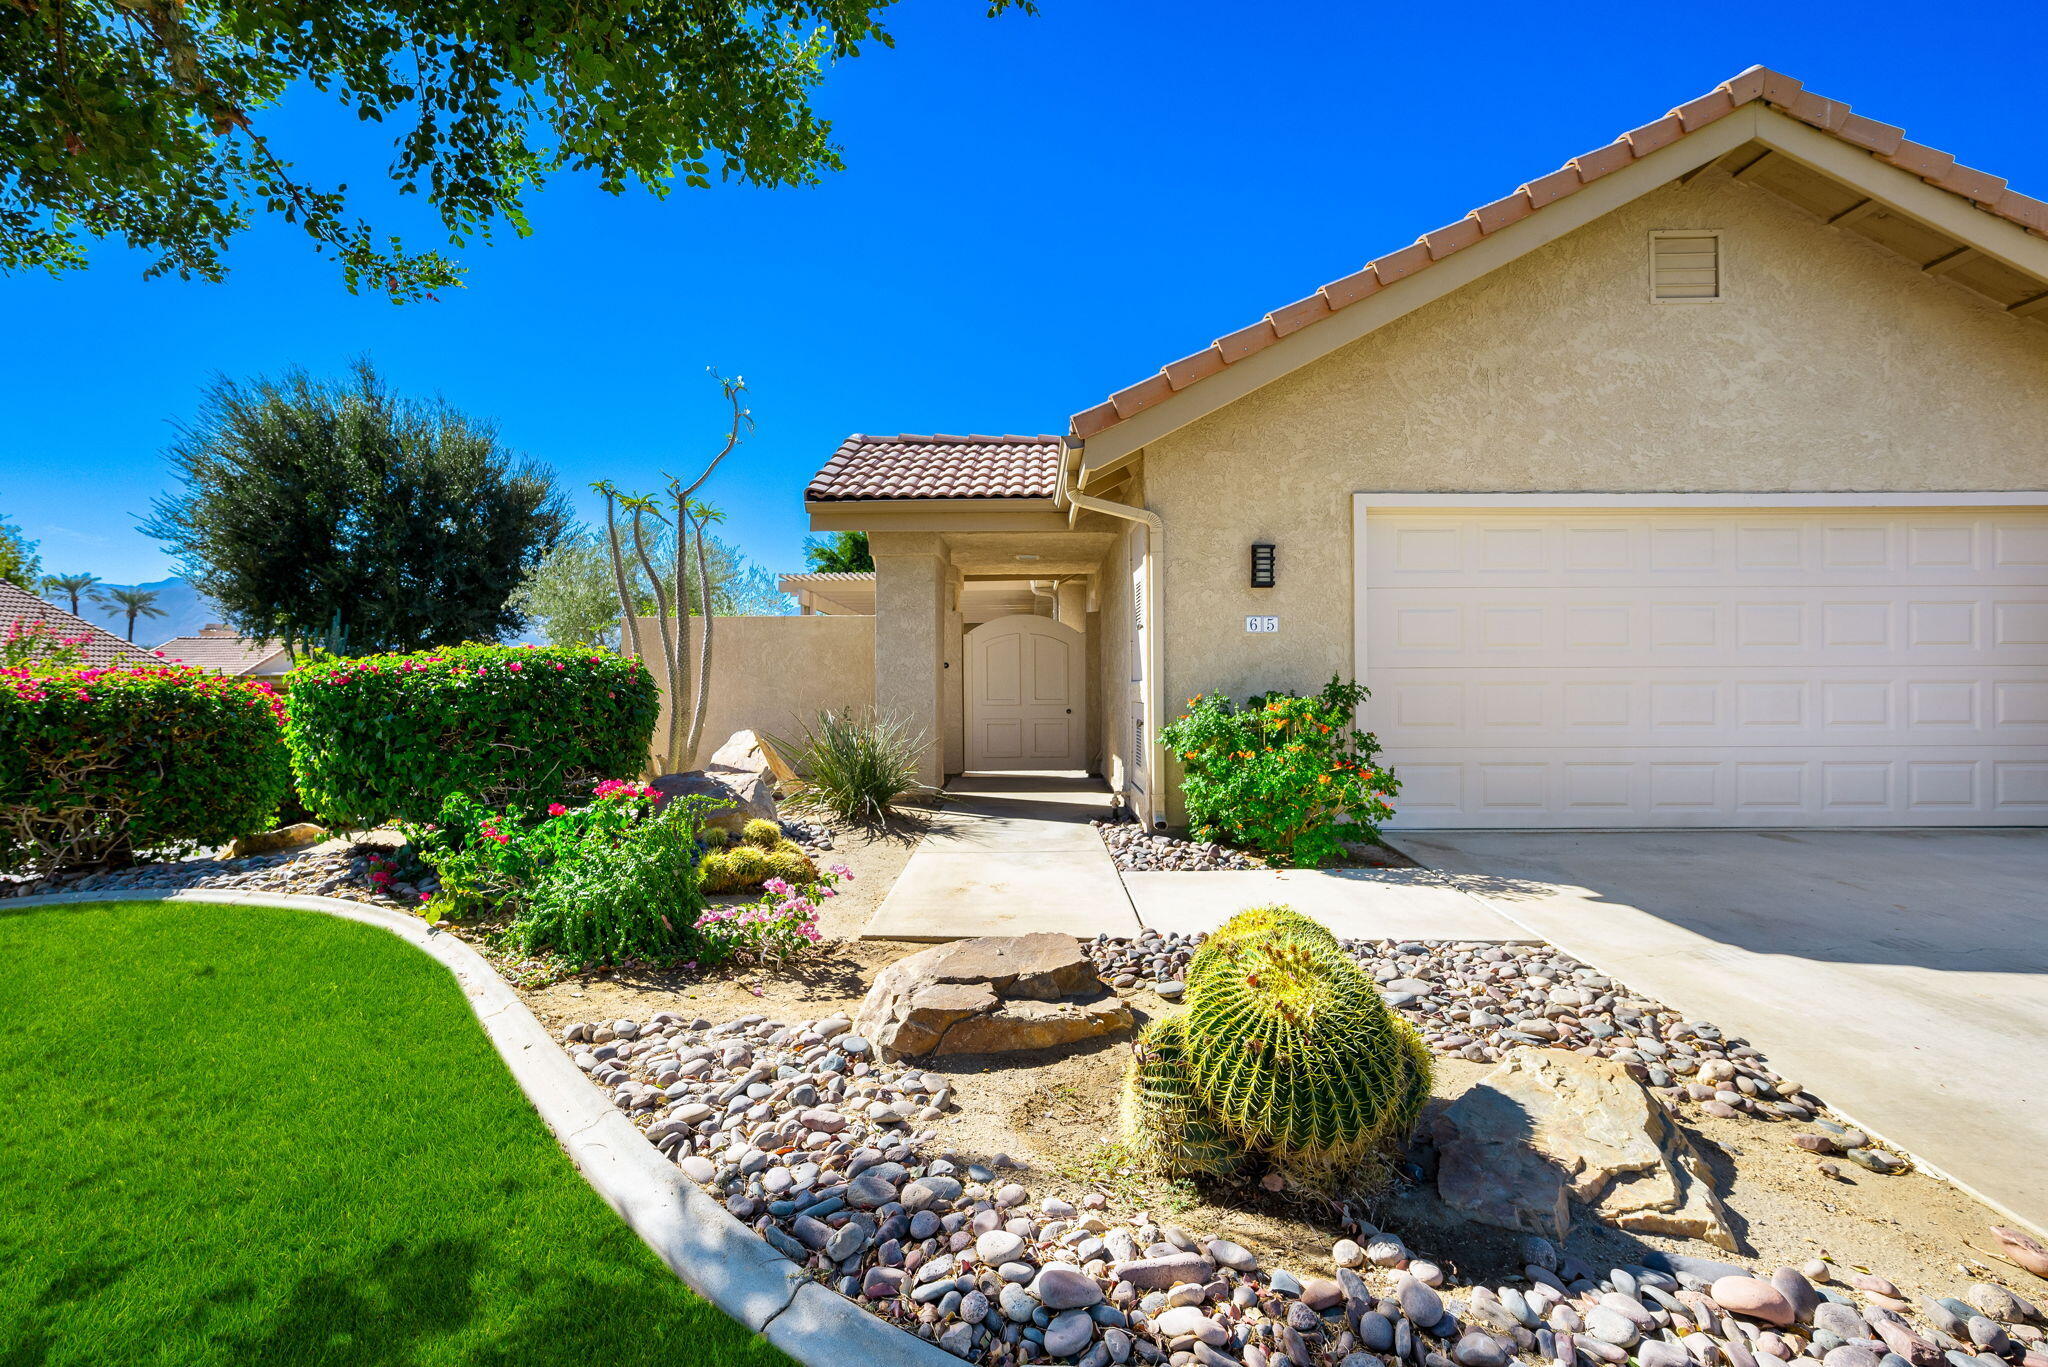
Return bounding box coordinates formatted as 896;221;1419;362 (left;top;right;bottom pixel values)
1064;483;1167;832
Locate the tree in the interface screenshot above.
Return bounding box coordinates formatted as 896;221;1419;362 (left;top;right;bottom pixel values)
2;1;1031;302
595;372;762;772
41;573;101;615
103;586;167;641
803;530;873;573
513;523;792;648
0;516;40;587
145;360;568;655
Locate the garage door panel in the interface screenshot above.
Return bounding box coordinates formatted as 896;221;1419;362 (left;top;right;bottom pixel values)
1368;511;2048;587
1382;746;2048;826
1363;507;2048;829
1370;668;2048;748
1369;588;2048;668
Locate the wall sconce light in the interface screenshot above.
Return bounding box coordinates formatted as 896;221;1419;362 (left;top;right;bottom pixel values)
1250;542;1276;588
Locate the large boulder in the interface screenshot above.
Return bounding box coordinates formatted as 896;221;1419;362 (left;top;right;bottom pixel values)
1432;1048;1736;1249
708;729;801;791
652;769;777;834
854;934;1133;1060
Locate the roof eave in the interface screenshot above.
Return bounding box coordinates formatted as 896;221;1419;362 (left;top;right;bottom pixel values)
1071;87;2048;467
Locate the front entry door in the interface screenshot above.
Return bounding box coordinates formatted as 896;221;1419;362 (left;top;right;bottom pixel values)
966;614;1086;770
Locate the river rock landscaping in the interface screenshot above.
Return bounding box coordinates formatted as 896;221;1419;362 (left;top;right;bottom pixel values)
556;993;2048;1367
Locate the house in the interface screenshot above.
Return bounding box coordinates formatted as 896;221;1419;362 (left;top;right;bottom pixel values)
804;68;2048;833
0;579;147;669
152;625;294;677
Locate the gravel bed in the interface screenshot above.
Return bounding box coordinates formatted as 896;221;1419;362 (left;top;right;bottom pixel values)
1095;821;1268;872
1083;933;1906;1175
566;1008;2047;1367
0;846;431;905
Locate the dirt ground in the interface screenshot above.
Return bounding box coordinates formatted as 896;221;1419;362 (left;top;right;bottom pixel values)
509;806;2043;1304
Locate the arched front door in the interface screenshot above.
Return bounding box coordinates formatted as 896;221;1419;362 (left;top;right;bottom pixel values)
965;614;1086;770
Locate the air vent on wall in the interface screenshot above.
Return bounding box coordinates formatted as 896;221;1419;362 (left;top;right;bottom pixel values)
1651;231;1721;302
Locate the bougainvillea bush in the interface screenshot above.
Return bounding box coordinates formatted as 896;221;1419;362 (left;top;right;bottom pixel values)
283;645;658;828
1158;676;1399;868
0;663;292;873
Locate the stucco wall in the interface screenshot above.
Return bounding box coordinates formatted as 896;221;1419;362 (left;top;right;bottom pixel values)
1141;169;2048;716
634;615;875;771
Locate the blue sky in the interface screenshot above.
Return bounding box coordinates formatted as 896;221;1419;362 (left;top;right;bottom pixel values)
5;0;2046;585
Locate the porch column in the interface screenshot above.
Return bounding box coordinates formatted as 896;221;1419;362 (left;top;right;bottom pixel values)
871;531;948;788
942;568;966;776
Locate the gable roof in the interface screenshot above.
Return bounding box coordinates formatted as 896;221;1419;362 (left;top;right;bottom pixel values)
806;434;1064;502
0;580;147;669
153;631;290;675
1069;66;2048;445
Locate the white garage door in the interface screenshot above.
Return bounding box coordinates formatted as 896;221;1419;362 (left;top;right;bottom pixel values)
1360;506;2048;829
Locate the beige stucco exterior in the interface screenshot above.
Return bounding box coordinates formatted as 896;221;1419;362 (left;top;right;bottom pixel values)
636;615;875;771
1127;170;2048;737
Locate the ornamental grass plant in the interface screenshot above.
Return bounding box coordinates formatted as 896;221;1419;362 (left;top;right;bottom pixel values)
772;708;928;826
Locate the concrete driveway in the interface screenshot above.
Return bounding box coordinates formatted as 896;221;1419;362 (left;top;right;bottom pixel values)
1395;828;2048;1236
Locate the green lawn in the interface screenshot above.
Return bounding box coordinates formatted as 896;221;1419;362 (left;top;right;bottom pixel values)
0;898;794;1367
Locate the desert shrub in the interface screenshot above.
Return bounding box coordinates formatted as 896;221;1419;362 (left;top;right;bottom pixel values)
409;778;674;919
282;644;658;828
0;663;291;873
1159;676;1399;867
772;708;927;825
1122;905;1431;1183
507;798;714;969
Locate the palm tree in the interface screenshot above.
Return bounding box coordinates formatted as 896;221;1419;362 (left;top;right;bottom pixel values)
41;572;100;615
103;586;167;641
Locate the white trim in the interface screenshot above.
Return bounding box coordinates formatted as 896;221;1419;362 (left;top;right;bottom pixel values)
1356;490;2048;510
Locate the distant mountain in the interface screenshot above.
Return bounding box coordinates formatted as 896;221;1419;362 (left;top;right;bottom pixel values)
43;577;221;646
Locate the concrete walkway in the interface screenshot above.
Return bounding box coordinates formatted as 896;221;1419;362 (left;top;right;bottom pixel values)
1396;828;2048;1237
863;774;1142;941
865;774;1520;944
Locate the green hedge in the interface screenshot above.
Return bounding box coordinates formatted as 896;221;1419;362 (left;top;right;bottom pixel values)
283;645;658;828
0;664;293;874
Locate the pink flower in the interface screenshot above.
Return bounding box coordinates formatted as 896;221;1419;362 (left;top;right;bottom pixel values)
508;662;523;672
547;803;568;816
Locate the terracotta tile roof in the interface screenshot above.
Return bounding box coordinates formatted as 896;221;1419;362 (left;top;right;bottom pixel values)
1070;66;2048;441
153;631;290;675
0;580;147;669
805;434;1063;502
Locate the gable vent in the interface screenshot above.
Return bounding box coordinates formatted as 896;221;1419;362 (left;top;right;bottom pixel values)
1651;231;1721;302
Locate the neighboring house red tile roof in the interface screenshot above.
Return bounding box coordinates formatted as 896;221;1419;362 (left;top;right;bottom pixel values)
1068;65;2048;441
0;580;147;669
805;434;1064;502
153;630;290;675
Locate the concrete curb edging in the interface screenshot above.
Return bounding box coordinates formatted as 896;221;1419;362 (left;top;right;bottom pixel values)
4;889;966;1367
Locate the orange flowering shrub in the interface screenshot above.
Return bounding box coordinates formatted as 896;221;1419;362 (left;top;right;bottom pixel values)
1158;676;1398;867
